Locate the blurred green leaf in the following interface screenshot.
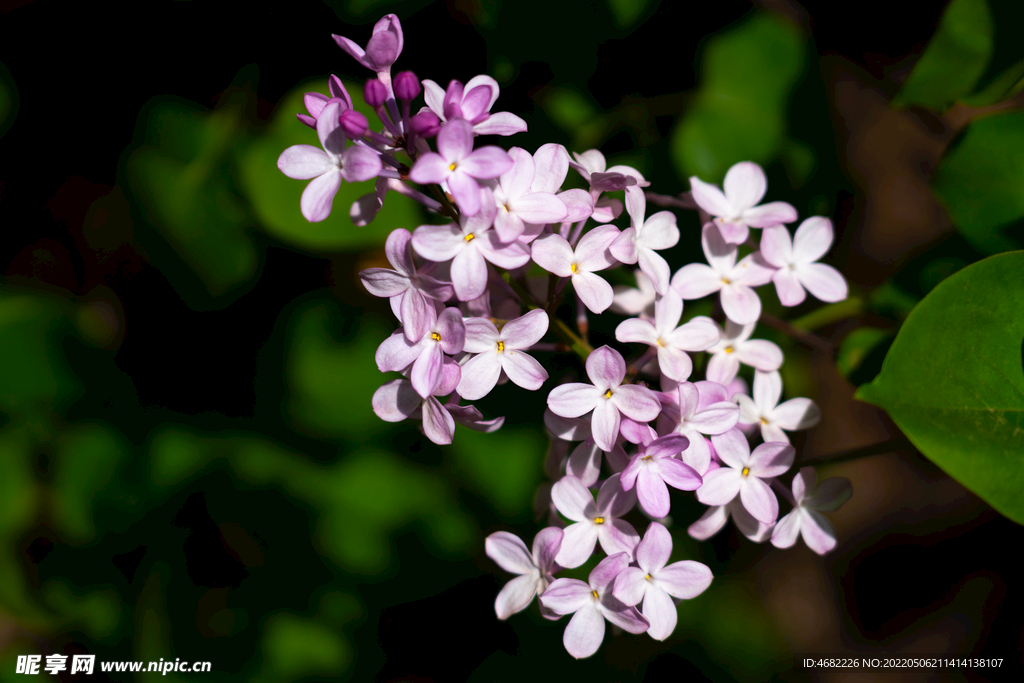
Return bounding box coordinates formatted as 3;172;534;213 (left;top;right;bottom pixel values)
0;427;42;619
42;581;121;639
52;423;132;543
261;614;351;679
0;291;82;416
670;12;805;182
126;98;259;303
836;327;894;385
856;252;1024;524
605;0;653;29
961;58;1024;107
932;109;1024;254
541;88;604;150
239;80;422;251
868;282;919;321
451;427;543;516
891;0;993;112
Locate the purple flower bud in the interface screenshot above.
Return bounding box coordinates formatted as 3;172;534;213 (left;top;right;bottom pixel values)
365;78;388;108
394;71;421;101
408;111;441;138
339;110;369;137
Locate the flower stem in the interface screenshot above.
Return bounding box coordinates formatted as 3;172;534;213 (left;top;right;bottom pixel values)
804;435;914;466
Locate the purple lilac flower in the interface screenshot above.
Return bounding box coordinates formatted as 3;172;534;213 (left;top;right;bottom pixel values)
671;223;776;325
277;101;383;222
332;14;404;74
688;161;797;244
411;188;530;301
371;357;462;444
374;307;466;398
540;552;649;658
421;75;528;136
550;474;640;568
614;290;719;381
409;119;513;215
609;187;680;295
759;217;849;306
485;527;563;619
531;225;622;314
705;319;783;385
565;436;630;487
457;309;549;399
771;467;852;554
735;370;820;444
546;346;661;452
359;229;454;341
661;381;740;475
620;433;702;518
490;147;569;241
687;496;774;543
297;76;353;128
612;522;713;640
696;429;794;524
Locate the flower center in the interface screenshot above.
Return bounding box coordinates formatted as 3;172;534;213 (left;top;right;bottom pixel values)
591;590;600;599
656;338;666;347
604;389;613;399
645;573;652;581
741;467;750;477
721;277;732;285
724;346;734;354
496;341;505;352
431;332;442;342
642;455;652;461
759;417;769;425
593;516;605;525
464;233;475;242
449;162;457;172
570;263;579;274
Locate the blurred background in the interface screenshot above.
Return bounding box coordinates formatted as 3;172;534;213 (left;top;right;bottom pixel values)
1;0;1022;680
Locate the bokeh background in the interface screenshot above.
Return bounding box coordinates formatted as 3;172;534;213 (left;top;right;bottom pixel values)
1;0;1022;680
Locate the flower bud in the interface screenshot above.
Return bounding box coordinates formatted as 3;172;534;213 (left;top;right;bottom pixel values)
365;78;388;108
394;71;421;101
339;110;369;138
408;111;441;138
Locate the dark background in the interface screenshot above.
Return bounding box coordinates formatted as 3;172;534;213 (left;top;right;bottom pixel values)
1;0;1022;681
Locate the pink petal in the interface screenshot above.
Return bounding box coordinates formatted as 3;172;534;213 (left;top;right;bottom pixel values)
695;467;743;506
575;224;622;272
748;441;795;478
657;346;692;382
532;143;569;193
759;226;793;268
372;379;421;422
688;176;733;217
501;309;549;349
720;284;761;325
278;144;331;179
300;170;342;222
573;272;614;314
563;603;605;659
544;409;592;442
687;401;740;435
530;234;574;277
688;505;729;540
637;248;671;296
709;428;750;469
590;398;621;452
796;263;848;302
409;152;450;184
567;441;602;487
477;233;531;269
636;468;671;518
495;574;539;619
448;171;483;215
485;530;535;574
640;584;677;640
715;220;749;244
472;111;528;136
558;189;595;222
636;521;672;573
412;223;464;262
552;476;596;524
555;522;600;569
457;351;502;400
548;383;602;418
461;146;514;179
771;397;820;431
802;509;838;554
513;192;568;224
638;211;679;250
609;228;639;264
610;384;661;422
596;473;637;518
723;161;766;211
339;145;383;183
411;344;443;398
701;223;738;272
742;201;798;227
792;216;834;263
739;476;779;524
359;268;408;298
671;263;723;300
667;316;720;351
451;245;488;301
435;307;466;354
401;289;436;342
436;118;474;162
659;457;703;492
770;510;801;549
316;101;345;156
585;345;626;390
375;331;423;373
753;370;782;414
421;396;455;444
463;317;500;353
384;228;415;275
501;350;547;390
732;253;777;287
598;518;640;559
707;352;741;385
600;601;650;635
533;527;564;572
540;577;592;614
772;268;807;307
735;339;783;371
612;566;648;606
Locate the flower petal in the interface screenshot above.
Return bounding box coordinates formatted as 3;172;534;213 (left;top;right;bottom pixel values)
551;475;595;522
671;264;723;300
658;457;703;492
461;146;515;179
501;350;548;391
739;476;779;524
636;468;671;518
597;473;637;518
636;520;673;574
590;398;621;453
771;397;821;431
689;176;733;217
802;509;838;554
548;383;602;418
640;584;677;641
611;385;662;422
654;560;713;600
742;201;798;227
485;530;535;574
753;369;783;414
770;509;801;549
540;577;592;615
687;505;729;540
792;216;834;263
695;467;743;506
412;223;464;262
797;263;848;302
575;224;622;272
748;441;795;478
278;144;331;179
772;268;807;307
533;526;564;572
723;161;766;211
709;428;750;469
612;566;648;606
300;170;342;222
530;233;575;277
451;244;488;301
562;603;605;659
555;522;599;569
495;573;539;619
759;226;793;268
457;351;502;400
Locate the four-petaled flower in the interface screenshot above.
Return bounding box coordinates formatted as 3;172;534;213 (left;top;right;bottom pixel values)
759;217;849;306
612;522;713;640
614;290;719;381
688;161;797;244
609;187;680;295
771;467;852;554
705;319;783;385
550;474;640;568
457;309;549;399
663;381;740;475
736;370;820;444
696;428;795;524
531;225;623;314
485;527;563;619
540;552;649;659
620;433;702;518
374;307;466;398
421;75;528;137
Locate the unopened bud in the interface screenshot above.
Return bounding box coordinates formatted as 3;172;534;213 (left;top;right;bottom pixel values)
365;78;388;108
409;111;441;138
394;71;421;101
339;110;369;137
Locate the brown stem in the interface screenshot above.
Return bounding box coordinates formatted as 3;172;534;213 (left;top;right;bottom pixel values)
759;312;836;353
803;436;915;466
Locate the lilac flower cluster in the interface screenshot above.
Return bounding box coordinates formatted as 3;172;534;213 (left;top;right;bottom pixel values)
278;14;853;659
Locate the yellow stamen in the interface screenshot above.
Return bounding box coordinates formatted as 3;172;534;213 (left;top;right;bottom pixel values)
645;573;652;581
642;455;652;461
724;346;734;354
497;341;505;352
592;590;600;599
464;233;475;242
593;516;605;525
431;332;442;342
570;263;579;274
760;417;768;425
604;389;613;399
741;467;750;477
721;277;732;285
448;162;457;172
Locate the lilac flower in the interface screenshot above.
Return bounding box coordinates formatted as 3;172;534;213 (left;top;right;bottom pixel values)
705;319;783;385
688;161;797;244
696;429;795;524
421;75;528;136
527;144;594;224
609;187;680;295
540;552;649;658
664;381;740;475
687;497;774;543
612;522;713;640
409;119;513;215
374;307;466;398
771;467;852;554
444;399;505;433
277;101;383;222
614;290;719;381
620;433;702;518
550;474;640;568
610;269;657;319
490;147;568;241
565;436;630;487
332;14;403;73
297;76;353;128
546;346;661;452
736;370;820;444
759;217;849;306
359;229;454;341
411;189;531;301
485;527;563;619
457;309;549;399
371;357;462;444
531;225;622;314
670;223;775;325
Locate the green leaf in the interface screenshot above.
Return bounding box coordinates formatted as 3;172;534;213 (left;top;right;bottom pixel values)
836;327;894;385
856;252;1024;524
931;109;1024;254
451;427;543;516
891;0;993;112
961;58;1024;107
126;98;259;304
238;80;423;251
670;12;805;182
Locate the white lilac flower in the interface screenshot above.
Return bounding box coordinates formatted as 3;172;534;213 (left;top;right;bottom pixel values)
759;217;848;306
705;319;783;385
736;370;820;444
457;309;549;399
485;527;563;619
688;161;797;244
771;467;852;554
614;290;719;382
550;474;640;568
696;428;795;525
